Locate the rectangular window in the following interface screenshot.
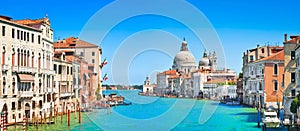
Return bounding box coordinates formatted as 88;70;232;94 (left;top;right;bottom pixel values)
2;26;5;36
274;63;278;75
67;66;69;74
31;34;34;43
38;35;41;44
80;52;84;56
17;30;20;39
274;80;278;91
18;101;21;109
32;101;35;109
92;59;95;63
262;69;264;74
58;65;62;74
12;102;15;110
261;48;264;53
20;31;23;40
12;28;15;38
54;64;57;73
250;55;254;61
24;31;26;41
291;51;295;60
292;89;296;97
92;52;95;56
27;32;29;41
291;72;296;83
70;67;73;75
282;74;285;87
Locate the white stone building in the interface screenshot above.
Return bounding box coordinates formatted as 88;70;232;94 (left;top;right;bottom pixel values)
54;37;102;100
142;76;156;95
0;15;55;123
242;45;283;107
155;38;236;98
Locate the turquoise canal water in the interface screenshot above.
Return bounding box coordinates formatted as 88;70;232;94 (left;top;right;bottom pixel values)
71;90;264;131
9;90;282;130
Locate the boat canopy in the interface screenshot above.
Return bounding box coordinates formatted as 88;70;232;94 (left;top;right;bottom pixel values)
264;111;277;116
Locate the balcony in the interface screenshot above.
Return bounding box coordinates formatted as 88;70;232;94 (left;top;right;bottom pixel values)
60;92;74;98
19;91;33;98
2;64;9;71
52;88;58;94
19;66;30;72
39;68;43;73
12;66;18;72
73;85;82;90
257;90;264;94
31;67;38;73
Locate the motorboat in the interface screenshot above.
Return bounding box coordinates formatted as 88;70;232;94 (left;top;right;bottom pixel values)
262;110;280;128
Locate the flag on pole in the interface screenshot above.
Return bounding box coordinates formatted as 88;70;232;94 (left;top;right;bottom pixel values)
103;73;108;81
101;58;108;67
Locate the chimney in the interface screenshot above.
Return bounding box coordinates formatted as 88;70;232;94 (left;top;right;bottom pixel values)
284;34;287;42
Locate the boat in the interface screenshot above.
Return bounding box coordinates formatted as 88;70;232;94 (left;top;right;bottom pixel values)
262;110;280;128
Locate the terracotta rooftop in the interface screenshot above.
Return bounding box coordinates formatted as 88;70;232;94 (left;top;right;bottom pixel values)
168;75;179;79
13;17;50;26
160;70;177;75
248;46;283;52
54;37;99;48
255;50;284;62
0;15;43;31
204;79;234;84
54;50;74;54
285;36;300;44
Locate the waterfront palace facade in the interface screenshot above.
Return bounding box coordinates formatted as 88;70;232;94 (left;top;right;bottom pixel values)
155;39;236;98
242;35;300;114
0;15;102;124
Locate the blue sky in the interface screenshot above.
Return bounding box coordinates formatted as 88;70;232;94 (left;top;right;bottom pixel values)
1;0;300;85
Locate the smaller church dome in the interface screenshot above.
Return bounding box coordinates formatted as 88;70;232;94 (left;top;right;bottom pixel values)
199;50;210;66
199;57;210;66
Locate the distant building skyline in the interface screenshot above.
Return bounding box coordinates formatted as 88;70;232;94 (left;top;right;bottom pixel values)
1;0;300;85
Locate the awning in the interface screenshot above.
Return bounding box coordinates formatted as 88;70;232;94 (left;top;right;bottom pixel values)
84;73;90;80
18;74;34;82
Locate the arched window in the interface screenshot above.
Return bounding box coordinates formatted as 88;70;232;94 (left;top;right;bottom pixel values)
17;49;20;66
12;78;15;94
32;52;34;68
39;79;42;93
38;53;41;69
20;49;23;66
27;50;30;67
12;48;15;66
2;77;6;94
2;46;5;65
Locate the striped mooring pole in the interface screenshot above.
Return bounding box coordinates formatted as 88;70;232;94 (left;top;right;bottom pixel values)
1;112;3;131
23;115;26;131
3;111;6;131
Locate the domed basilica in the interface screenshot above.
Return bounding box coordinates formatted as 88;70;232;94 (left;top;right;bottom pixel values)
155;38;236;98
172;38;217;74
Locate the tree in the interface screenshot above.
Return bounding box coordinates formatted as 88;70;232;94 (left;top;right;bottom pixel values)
290;93;300;113
238;72;243;78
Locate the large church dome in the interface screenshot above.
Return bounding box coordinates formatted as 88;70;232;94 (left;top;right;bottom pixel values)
173;51;196;67
172;38;196;71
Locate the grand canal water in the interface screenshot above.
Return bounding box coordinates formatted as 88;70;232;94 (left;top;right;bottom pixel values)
73;90;263;131
8;90;285;131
